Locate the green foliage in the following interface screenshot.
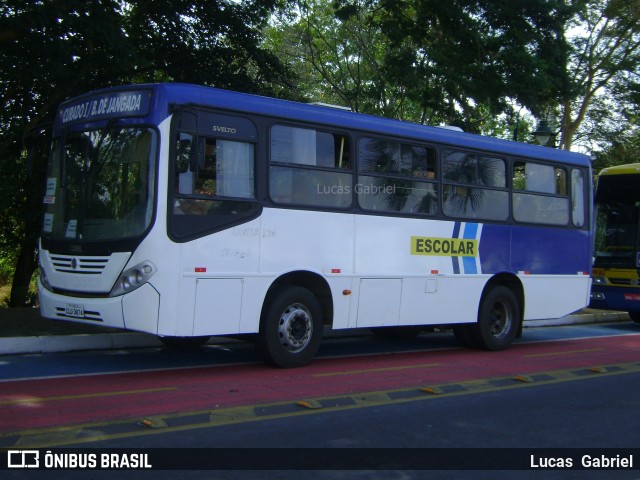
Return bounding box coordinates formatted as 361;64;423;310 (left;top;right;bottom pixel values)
0;250;15;284
267;0;639;153
268;0;579;133
2;0;639;306
593;126;640;172
0;0;294;306
559;0;640;150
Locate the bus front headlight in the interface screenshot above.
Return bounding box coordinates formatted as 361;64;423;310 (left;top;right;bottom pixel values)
110;261;156;297
592;275;607;285
39;265;52;291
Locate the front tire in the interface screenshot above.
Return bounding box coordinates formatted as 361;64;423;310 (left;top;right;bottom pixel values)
256;286;323;368
470;285;520;351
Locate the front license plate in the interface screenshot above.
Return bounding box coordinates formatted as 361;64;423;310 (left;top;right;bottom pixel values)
64;303;85;318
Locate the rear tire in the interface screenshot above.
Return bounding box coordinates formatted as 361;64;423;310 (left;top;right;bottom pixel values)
470;285;520;351
255;286;323;368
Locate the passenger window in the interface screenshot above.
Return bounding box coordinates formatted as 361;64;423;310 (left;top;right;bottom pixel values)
359;138;435;178
442;150;508;221
271;125;350;169
571;168;585;227
269;125;352;208
513;161;566;195
357;137;438;215
512;160;569;225
176;137;254;200
171;133;257;238
443;151;505;187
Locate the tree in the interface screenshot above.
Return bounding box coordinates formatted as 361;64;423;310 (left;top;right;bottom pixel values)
369;0;579;131
0;0;293;307
1;0;134;307
266;0;400;113
124;0;292;95
269;0;579;133
591;123;640;172
559;0;640;151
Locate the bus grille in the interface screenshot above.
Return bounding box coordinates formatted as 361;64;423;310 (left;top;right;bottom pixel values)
50;255;110;275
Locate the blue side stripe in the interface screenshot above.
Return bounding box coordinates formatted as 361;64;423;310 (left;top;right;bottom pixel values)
462;223;478;274
452;222;461;274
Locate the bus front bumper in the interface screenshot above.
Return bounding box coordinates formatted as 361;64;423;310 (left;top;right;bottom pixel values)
38;280;160;334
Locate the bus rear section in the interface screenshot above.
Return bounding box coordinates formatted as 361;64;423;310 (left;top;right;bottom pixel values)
590;164;640;322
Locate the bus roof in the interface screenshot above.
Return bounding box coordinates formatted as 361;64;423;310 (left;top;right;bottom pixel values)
598;163;640;176
57;83;593;168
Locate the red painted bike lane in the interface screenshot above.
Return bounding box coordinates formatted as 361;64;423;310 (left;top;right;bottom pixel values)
1;333;639;433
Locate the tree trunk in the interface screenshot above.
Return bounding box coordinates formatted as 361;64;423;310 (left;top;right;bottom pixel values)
8;126;49;308
8;242;38;307
8;176;44;307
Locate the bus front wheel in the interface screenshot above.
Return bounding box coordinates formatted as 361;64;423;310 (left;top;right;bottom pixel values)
471;285;520;351
256;286;323;368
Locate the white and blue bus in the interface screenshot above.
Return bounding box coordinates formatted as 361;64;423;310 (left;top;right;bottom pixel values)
38;84;593;367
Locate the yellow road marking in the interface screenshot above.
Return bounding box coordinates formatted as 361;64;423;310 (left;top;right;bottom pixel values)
314;363;441;377
0;387;177;406
523;348;604;358
3;361;639;448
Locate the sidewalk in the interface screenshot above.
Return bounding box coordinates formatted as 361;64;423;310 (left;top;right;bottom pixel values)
0;306;632;355
0;307;163;355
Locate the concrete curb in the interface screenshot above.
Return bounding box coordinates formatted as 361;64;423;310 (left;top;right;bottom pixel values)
0;333;162;355
0;312;630;355
523;311;630;327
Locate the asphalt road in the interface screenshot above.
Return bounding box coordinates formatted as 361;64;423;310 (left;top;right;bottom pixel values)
1;321;639;479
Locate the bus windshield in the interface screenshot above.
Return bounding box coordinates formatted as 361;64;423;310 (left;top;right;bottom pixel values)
594;174;640;269
43;126;157;242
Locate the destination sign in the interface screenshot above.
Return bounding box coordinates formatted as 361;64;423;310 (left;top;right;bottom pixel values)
56;89;152;126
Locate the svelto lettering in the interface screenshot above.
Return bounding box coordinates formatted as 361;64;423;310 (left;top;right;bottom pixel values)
411;236;478;257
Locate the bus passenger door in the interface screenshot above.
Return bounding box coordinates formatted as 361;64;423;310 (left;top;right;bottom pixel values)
356;278;402;327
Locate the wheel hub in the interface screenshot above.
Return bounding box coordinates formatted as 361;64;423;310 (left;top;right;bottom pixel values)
489;301;512;338
278;303;313;353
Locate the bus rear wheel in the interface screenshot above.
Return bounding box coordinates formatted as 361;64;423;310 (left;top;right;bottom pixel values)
470;285;520;351
256;286;323;368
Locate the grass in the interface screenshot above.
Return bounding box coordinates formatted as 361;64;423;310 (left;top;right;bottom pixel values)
0;279;38;307
0;284;10;307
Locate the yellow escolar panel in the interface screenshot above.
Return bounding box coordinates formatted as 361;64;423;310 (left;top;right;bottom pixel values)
410;236;478;257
